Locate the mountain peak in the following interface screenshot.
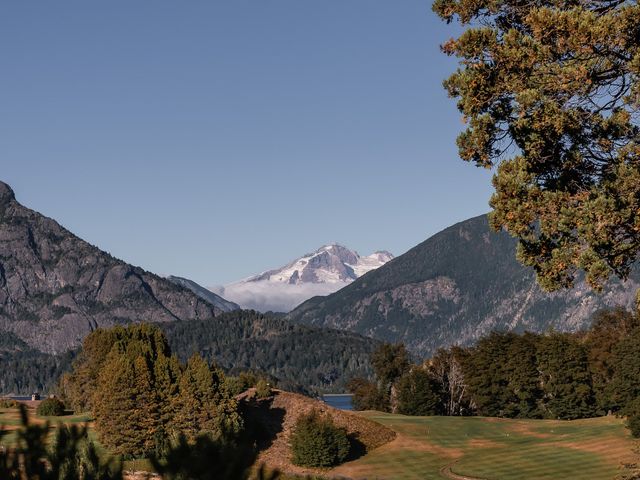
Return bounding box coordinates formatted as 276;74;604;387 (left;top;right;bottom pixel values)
0;181;16;202
215;243;393;312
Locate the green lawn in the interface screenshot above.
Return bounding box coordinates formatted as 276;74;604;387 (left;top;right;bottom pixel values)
331;413;637;480
2;407;636;479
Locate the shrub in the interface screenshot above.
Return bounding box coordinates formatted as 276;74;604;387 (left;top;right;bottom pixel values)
628;414;640;438
255;379;272;399
0;398;20;409
36;397;65;416
290;410;350;468
347;378;388;411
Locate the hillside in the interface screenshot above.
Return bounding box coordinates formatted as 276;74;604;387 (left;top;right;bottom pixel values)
238;388;396;477
0;181;226;354
161;310;380;393
166;275;240;312
0;182;382;395
288;214;640;357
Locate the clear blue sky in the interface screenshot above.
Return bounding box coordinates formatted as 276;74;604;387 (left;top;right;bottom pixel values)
1;1;493;286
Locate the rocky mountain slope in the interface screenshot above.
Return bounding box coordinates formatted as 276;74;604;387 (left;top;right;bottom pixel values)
287;214;640;358
213;244;393;312
0;181;382;395
166;275;239;312
0;181;226;354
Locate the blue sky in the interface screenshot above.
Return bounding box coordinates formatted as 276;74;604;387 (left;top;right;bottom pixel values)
1;1;493;286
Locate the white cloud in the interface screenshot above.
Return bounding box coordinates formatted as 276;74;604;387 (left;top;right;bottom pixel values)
210;281;349;313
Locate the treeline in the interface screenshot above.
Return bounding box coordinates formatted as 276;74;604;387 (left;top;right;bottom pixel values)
58;324;244;458
0;332;75;394
1;310;378;396
3;323;349;479
349;308;640;435
161;310;378;393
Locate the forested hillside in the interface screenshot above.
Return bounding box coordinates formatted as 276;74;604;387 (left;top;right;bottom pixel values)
162;310;379;393
289;215;640;356
1;310;379;395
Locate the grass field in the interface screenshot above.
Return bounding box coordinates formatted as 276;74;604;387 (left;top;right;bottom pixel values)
0;407;150;473
2;406;637;479
331;413;638;480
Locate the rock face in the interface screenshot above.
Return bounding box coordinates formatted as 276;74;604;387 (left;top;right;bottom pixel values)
0;181;223;354
166;275;240;312
213;244;394;312
287;214;640;357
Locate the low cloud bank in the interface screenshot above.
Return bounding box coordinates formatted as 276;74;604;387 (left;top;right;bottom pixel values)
210;281;348;313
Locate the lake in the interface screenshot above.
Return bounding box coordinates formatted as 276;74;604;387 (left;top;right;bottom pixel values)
322;394;353;411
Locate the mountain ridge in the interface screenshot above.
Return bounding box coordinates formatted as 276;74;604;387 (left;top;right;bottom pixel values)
287;214;640;357
0;180;225;354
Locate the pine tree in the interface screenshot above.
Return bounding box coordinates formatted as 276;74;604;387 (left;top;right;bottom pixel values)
93;352;141;456
504;333;543;418
434;0;640;291
169;355;242;442
537;333;596;420
461;332;512;416
608;327;640;415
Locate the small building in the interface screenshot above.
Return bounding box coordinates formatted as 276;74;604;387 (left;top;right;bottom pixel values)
31;393;40;401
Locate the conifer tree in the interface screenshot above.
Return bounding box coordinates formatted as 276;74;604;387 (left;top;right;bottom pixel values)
169;355;242;442
608;327;640;415
537;333;596;419
461;332;512;416
396;368;444;416
504;333;543;418
93;352;142;456
434;0;640;291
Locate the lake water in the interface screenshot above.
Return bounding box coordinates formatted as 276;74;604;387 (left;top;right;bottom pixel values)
322;394;353;411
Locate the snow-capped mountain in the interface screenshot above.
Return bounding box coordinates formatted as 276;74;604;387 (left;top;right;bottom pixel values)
211;244;393;313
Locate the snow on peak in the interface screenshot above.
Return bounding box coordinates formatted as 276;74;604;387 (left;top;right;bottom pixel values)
210;244;393;313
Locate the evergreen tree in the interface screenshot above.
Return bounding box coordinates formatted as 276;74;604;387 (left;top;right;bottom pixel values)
59;328;120;412
152;353;182;454
504;333;543;418
609;327;640;415
537;333;596;420
462;332;513;416
347;378;388;412
93;352;143;456
90;325;175;457
396;368;443;416
169;355;242;443
434;0;640;292
584;308;639;413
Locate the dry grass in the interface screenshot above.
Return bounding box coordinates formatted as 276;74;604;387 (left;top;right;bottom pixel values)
238;389;396;477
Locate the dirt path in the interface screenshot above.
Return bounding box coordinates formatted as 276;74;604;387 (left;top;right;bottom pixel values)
439;460;488;480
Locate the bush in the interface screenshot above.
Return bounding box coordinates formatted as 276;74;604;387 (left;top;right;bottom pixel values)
0;398;20;409
255;379;272;399
625;398;640;438
290;410;350;468
37;397;65;416
628;415;640;438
